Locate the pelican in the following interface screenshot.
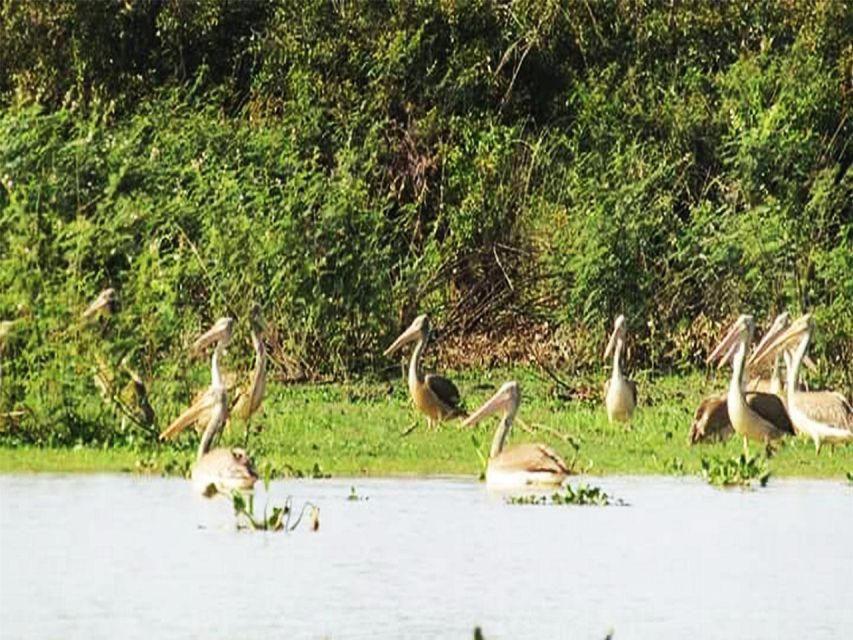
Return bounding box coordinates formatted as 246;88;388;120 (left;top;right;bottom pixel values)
462;381;570;488
83;288;117;318
0;320;14;392
159;317;258;495
230;304;267;425
383;314;465;428
708;315;794;454
688;392;794;445
750;314;853;453
604;315;637;423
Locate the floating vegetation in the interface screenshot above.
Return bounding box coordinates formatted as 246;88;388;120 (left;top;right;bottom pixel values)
700;454;770;488
506;483;624;506
846;471;852;484
232;491;320;532
347;485;368;501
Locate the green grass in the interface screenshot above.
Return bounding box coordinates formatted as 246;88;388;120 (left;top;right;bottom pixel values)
1;368;851;479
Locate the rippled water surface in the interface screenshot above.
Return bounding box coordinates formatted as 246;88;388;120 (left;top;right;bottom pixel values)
1;474;851;639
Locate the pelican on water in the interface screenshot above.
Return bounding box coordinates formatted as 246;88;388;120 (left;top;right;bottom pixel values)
160;317;258;495
750;314;853;453
463;381;570;488
707;315;794;454
604;315;637;423
383;314;465;428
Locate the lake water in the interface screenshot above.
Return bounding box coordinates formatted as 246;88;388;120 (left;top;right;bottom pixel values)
0;474;851;639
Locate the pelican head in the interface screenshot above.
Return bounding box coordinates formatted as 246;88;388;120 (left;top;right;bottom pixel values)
462;381;520;428
192;317;235;353
383;314;429;356
749;312;790;361
604;314;627;359
83;288;117;318
707;314;754;368
750;314;814;369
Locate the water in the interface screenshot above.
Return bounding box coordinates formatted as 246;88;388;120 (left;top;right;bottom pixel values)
1;474;851;639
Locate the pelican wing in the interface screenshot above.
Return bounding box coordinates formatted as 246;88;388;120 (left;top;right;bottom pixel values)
745;392;795;436
160;389;219;440
425;373;465;416
492;443;570;474
793;391;853;430
690;394;732;444
628;380;638;407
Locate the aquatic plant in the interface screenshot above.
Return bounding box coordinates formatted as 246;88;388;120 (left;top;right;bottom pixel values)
231;490;320;532
506;483;623;506
700;454;770;488
347;485;368;501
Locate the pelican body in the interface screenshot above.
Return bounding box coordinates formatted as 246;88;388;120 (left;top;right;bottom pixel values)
463;381;570;488
384;314;465;428
604;315;637;423
708;315;794;454
750;314;853;453
160;317;258;495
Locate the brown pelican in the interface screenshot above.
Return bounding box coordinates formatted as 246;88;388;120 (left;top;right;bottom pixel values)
160;317;258;495
604;315;637;423
463;381;570;488
383;314;465;428
750;314;853;453
708;315;794;454
230;304;267;425
83;288;117;318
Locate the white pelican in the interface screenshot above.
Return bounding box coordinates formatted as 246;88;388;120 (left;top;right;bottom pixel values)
604;315;637;423
160;317;258;495
708;315;794;454
463;381;570;488
384;314;465;428
750;314;853;453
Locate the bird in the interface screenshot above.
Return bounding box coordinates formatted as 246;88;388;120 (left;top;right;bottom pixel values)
462;381;570;488
82;288;117;318
688;392;794;445
707;314;794;455
230;304;267;427
159;317;258;496
690;312;792;445
749;314;853;453
383;314;465;429
0;320;15;392
603;315;637;423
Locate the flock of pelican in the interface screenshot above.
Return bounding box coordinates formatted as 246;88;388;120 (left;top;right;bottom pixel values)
3;289;851;495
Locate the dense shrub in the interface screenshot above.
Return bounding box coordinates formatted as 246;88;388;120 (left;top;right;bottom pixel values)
0;0;850;442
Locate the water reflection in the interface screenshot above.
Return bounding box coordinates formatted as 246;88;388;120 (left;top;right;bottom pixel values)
1;475;851;639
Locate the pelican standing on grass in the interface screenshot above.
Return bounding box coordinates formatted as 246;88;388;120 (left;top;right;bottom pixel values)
708;315;794;455
231;304;267;431
750;314;853;453
604;315;637;423
463;381;571;488
160;317;258;496
383;314;466;429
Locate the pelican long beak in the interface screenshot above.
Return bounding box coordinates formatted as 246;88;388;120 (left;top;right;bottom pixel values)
751;312;790;362
383;320;422;356
707;316;746;367
462;382;518;428
749;314;812;368
603;315;625;359
192;317;235;352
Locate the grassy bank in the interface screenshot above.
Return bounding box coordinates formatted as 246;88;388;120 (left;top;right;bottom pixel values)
2;370;850;479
